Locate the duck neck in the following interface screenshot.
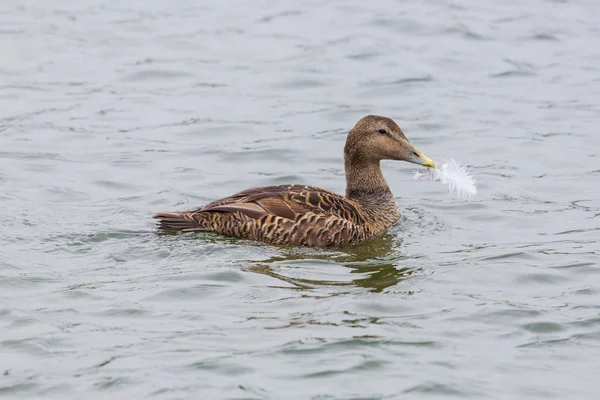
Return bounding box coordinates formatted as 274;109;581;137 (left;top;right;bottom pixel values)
344;157;395;209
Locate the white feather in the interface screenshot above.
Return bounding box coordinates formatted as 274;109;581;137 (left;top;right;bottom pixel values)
413;158;477;199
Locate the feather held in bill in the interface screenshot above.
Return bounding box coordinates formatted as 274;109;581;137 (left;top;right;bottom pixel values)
413;159;477;199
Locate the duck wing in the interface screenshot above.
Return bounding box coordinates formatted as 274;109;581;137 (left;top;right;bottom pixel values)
198;184;366;224
154;184;372;245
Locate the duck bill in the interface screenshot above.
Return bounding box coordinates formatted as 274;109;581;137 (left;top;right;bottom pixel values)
408;145;436;168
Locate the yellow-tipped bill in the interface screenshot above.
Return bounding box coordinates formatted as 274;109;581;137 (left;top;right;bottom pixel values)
410;145;436;169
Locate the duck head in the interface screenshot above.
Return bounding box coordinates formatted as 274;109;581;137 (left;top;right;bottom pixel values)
344;115;436;168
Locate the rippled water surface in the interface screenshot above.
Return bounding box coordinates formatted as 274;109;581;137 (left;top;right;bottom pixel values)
2;0;600;398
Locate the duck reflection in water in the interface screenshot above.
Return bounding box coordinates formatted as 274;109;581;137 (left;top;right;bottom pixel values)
246;234;423;292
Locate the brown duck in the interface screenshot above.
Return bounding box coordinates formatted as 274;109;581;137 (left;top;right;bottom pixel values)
154;115;436;247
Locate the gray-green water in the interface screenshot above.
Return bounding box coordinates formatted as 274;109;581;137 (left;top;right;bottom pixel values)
1;0;600;399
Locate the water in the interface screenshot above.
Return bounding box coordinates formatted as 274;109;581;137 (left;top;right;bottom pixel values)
1;0;599;398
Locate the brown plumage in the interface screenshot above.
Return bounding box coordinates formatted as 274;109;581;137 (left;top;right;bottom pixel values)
154;115;436;247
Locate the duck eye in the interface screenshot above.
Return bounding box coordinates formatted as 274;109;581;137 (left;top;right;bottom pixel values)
378;129;388;135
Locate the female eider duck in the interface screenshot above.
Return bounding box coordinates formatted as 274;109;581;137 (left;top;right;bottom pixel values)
154;115;436;247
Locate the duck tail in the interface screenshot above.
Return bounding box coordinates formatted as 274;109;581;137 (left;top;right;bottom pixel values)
153;211;206;232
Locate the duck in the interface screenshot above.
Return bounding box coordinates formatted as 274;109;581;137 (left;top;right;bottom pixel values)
154;115;436;247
